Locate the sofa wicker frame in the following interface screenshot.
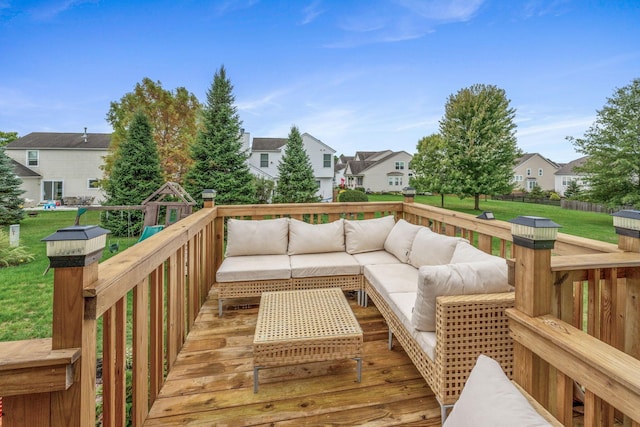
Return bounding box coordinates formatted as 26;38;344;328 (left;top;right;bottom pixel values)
365;277;515;418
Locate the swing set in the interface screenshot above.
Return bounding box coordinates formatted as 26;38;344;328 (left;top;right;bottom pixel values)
80;182;197;252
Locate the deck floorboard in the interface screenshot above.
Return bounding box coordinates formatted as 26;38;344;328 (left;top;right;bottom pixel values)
144;289;441;426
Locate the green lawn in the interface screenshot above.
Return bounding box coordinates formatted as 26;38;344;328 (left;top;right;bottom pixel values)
0;209;138;341
0;197;619;341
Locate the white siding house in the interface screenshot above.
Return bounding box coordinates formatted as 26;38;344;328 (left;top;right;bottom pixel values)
344;151;413;192
5;131;110;204
248;132;336;202
554;156;589;197
513;153;559;192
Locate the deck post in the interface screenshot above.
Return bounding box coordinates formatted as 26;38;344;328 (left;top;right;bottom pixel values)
43;225;108;427
202;189;217;208
612;211;640;362
509;216;560;408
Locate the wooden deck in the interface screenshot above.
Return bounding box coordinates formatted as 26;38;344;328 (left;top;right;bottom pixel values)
144;289;443;426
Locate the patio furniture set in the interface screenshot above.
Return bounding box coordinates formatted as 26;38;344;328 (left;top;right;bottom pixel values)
217;215;557;424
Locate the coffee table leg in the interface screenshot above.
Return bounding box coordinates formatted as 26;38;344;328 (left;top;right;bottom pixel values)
253;366;262;393
354;357;362;383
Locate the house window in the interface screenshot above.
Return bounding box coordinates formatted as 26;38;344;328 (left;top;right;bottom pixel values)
323;154;331;168
526;168;531;176
356;177;363;186
260;153;268;168
88;179;100;189
43;180;63;201
514;175;523;182
27;150;39;167
395;161;405;170
388;177;393;186
527;181;536;191
538;168;543;176
395;177;402;186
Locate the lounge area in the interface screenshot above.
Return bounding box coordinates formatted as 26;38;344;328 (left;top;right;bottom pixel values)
1;199;639;426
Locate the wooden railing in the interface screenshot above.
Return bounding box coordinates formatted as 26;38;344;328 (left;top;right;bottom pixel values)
0;199;638;426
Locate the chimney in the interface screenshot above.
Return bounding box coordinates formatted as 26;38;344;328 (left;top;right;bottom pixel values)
83;127;88;142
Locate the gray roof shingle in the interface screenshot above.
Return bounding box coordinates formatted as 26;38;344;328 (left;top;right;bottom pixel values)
6;132;111;150
11;159;41;177
251;138;287;151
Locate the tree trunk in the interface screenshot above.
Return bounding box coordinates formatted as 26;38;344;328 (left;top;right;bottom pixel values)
440;193;445;208
474;193;480;210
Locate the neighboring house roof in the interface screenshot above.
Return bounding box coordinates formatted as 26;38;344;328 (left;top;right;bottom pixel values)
251;138;287;151
11;159;41;177
6;132;111;150
555;156;589;175
515;153;560;169
346;160;377;175
347;151;412;175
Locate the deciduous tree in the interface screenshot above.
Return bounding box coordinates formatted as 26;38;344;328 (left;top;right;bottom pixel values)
183;66;256;205
410;133;449;207
273;126;320;203
102;111;164;236
439;84;520;210
569;78;640;208
105;78;200;185
0;131;18;147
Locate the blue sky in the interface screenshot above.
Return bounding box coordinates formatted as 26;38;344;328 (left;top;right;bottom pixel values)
1;0;639;163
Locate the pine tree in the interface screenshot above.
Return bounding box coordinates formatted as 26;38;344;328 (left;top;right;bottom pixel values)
0;146;25;225
273;126;320;203
102;111;164;236
184;65;256;206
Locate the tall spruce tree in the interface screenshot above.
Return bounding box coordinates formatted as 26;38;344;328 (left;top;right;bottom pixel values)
184;65;256;206
102;111;163;236
273;126;320;203
0;146;25;225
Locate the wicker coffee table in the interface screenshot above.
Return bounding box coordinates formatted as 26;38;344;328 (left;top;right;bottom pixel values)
253;288;363;392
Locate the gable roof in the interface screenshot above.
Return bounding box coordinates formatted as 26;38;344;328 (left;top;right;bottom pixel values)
516;153;560;169
346;150;412;175
6;132;111;150
251;138;287;151
555;156;589;175
11;159;41;177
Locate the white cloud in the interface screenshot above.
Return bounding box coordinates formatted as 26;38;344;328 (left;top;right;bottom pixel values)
28;0;98;21
300;0;325;25
395;0;485;22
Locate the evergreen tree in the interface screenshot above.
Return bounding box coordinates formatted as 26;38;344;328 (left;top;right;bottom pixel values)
102;111;163;236
439;84;521;210
184;65;256;206
273;126;320;203
563;180;582;200
0;146;25;225
569;78;640;208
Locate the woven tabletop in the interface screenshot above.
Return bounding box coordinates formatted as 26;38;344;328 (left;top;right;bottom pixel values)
253;288;363;367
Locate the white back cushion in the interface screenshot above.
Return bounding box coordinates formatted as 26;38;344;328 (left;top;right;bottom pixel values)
383;219;422;263
450;240;503;264
288;218;345;255
444;355;552;427
225;218;289;257
344;215;396;254
408;228;466;268
411;260;511;331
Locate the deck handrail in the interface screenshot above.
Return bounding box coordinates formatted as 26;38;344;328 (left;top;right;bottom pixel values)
0;199;638;425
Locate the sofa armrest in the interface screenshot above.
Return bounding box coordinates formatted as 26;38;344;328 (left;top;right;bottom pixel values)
433;292;515;405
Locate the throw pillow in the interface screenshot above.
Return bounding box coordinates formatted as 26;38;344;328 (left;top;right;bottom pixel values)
288;218;346;255
408;227;466;268
383;219;422;263
344;215;396;254
411;260;511;331
443;355;552;427
225;218;289;257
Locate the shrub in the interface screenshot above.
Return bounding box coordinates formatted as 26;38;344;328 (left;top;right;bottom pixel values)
549;192;561;201
0;228;35;267
338;189;369;202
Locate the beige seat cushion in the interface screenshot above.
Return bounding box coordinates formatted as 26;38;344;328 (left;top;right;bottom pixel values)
412;260;511;331
216;255;291;282
408;228;466;268
383;219;422;263
364;263;418;302
450;240;504;263
289;252;360;278
344;215;396;254
225;218;289;257
352;250;402;273
443;355;552;427
387;292;436;361
288;218;345;255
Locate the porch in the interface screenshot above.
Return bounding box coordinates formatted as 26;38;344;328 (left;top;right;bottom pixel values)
0;200;639;426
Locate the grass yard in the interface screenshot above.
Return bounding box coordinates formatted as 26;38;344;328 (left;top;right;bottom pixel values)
0;209;138;341
0;196;619;342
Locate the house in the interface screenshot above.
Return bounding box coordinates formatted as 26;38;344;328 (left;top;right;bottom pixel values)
554;156;589;197
334;154;353;188
5;130;111;204
247;132;336;201
512;153;559;192
343;150;413;193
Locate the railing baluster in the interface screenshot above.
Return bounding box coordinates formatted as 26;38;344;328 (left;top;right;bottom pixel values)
149;265;165;404
132;278;149;426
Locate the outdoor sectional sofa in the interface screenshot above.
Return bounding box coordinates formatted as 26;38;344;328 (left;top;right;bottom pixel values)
215;215;515;416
